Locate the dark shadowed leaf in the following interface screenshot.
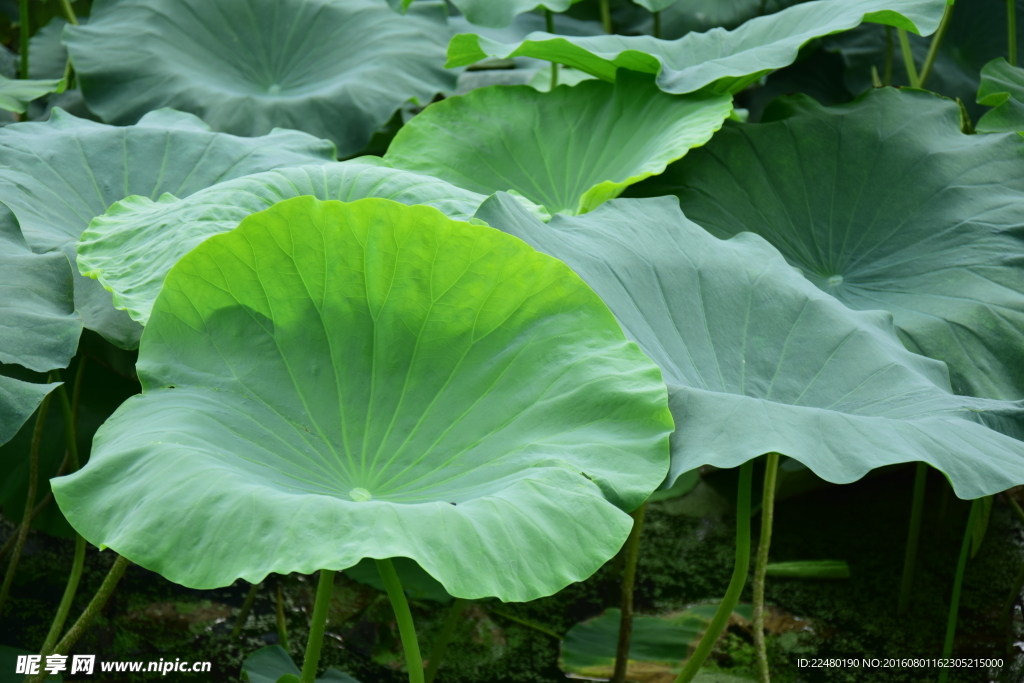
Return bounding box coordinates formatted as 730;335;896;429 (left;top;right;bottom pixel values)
241;646;359;683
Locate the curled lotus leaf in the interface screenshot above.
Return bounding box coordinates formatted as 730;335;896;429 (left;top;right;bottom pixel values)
446;0;946;94
65;0;456;157
976;57;1024;133
383;71;734;216
631;88;1024;400
0;108;335;349
77;162;492;327
0;74;65;114
477;193;1024;498
52;197;673;597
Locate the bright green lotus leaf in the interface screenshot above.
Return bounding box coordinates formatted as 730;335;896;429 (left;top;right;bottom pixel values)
560;604;752;680
344;557;452;603
446;0;946;94
0;108;335;349
77;162;493;327
383;72;732;216
241;646;359;683
52;197;673;597
976;58;1024;133
0;204;81;373
0;73;65;113
476;193;1024;498
0;374;60;448
630;88;1024;401
65;0;456;157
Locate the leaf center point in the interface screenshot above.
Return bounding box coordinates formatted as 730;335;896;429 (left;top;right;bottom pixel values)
348;487;373;502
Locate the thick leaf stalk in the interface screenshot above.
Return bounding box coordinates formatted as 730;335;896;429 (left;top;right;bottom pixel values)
425;598;468;683
232;582;262;638
918;1;954;88
299;570;336;683
938;499;983;683
753;453;780;683
674;461;754;683
611;502;648;683
898;462;928;615
377;558;425;683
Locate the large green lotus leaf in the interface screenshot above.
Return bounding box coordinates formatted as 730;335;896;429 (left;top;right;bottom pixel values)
825;0;1024;117
52;197;673;596
476;193;1024;498
65;0;456;157
383;72;733;216
0;108;335;349
77;162;492;327
630;88;1024;401
560;604;751;680
0;374;60;448
976;58;1024;133
0;204;81;373
241;646;359;683
446;0;946;94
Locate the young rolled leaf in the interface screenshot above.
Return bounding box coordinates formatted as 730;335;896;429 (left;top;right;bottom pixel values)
77;162;494;327
977;58;1024;133
0;73;65;113
446;0;946;94
631;88;1024;400
241;645;359;683
65;0;456;156
477;193;1024;498
0;108;334;349
383;72;733;216
52;197;673;598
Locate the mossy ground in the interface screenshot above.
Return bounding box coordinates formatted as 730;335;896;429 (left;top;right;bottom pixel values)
1;464;1021;682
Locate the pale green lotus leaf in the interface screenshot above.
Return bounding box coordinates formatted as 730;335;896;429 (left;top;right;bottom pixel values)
0;375;61;448
0;73;64;113
477;193;1024;498
52;197;673;597
631;88;1024;400
0;108;335;349
66;0;456;156
976;57;1024;133
383;72;732;216
241;646;359;683
446;0;946;94
77;162;494;327
408;0;583;29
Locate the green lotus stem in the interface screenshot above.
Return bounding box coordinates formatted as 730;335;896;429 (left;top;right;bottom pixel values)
612;502;648;683
377;558;425;683
0;388;53;618
653;11;661;39
545;10;558;88
299;569;335;683
18;0;28;78
276;583;291;652
753;453;780;683
938;498;982;683
1010;0;1018;66
884;26;894;85
232;582;262;638
46;555;130;658
599;0;612;33
424;598;467;683
487;607;562;639
58;0;79;25
38;379;87;657
918;1;954;88
898;462;928;615
674;461;754;683
897;29;920;88
999;495;1024;630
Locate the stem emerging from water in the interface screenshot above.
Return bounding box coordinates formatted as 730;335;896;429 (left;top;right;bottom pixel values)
611;502;648;683
545;10;558;88
276;583;291;652
232;582;262;638
898;462;928;615
897;29;920;88
673;461;753;683
377;558;425;683
49;555;130;656
918;1;954;88
599;0;612;34
299;570;336;683
753;453;780;683
424;598;467;683
0;387;53;618
938;499;982;683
